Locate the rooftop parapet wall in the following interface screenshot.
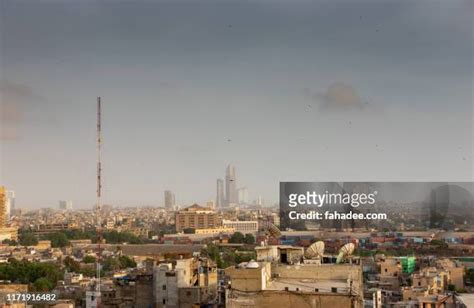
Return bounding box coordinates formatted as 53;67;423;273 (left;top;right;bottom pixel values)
272;263;362;282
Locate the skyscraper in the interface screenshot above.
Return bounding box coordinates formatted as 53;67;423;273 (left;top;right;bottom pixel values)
225;164;237;207
164;190;176;210
6;191;15;218
216;179;224;208
237;187;249;204
0;187;7;227
59;200;73;211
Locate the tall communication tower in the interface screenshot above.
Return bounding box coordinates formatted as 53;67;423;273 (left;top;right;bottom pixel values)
96;97;102;305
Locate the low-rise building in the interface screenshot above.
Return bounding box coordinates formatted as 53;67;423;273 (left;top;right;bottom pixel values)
222;220;258;234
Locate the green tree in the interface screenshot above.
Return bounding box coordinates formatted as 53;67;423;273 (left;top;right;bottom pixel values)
46;232;69;248
243;234;255;244
19;232;38;246
430;239;448;248
102;257;120;272
82;255;96;264
0;260;63;288
229;232;245;244
79;266;97;278
2;239;17;246
183;228;195;234
33;277;53;291
118;256;136;269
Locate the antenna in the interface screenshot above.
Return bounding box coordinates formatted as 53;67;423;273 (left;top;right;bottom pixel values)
96;97;102;305
336;243;355;264
266;223;282;238
304;241;325;259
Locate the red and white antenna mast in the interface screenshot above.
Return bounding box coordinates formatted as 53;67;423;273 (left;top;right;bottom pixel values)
96;97;102;305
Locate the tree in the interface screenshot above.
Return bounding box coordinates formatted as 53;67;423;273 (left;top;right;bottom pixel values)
82;255;96;264
19;232;38;246
0;260;63;288
33;277;53;291
430;239;448;249
47;232;69;248
2;239;17;246
243;234;255;244
183;228;195;234
79;266;97;278
102;257;120;272
118;256;136;269
229;232;245;243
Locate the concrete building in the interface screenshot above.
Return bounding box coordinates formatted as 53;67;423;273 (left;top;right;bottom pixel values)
33;222;76;237
0;187;17;241
164;190;176;211
255;195;264;207
0;186;8;227
379;258;402;291
216;179;224;209
225;164;237;207
206;200;215;210
195;227;235;235
5;190;14;219
225;246;364;308
175;204;222;232
436;258;465;290
153;257;218;307
59;200;73;211
237;187;249;204
0;283;28;307
222;220;258;234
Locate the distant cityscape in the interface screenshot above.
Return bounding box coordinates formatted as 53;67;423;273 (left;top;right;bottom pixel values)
0;176;473;307
0;0;472;307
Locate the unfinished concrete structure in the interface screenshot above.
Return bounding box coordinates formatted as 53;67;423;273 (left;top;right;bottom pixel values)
225;245;364;308
153;257;217;308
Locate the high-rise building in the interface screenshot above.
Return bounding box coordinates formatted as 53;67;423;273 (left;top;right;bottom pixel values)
206;200;216;210
6;190;14;218
237;187;249;204
225;164;237;207
164;190;176;210
216;179;224;208
0;187;7;227
59;200;73;210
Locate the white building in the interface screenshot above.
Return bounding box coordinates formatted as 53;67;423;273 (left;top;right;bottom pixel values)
6;190;14;218
222;220;258;234
59;200;73;211
237;187;249;204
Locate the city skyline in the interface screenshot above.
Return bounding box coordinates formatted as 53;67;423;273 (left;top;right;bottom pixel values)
1;0;472;209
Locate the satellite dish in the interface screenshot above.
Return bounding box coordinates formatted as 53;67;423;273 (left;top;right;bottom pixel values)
304;241;325;259
336;243;355;264
246;260;259;269
266;224;282;238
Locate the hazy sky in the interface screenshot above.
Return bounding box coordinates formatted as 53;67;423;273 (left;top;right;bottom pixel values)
0;0;472;209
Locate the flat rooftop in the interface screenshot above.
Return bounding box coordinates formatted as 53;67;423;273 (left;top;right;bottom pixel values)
457;294;474;307
266;278;349;294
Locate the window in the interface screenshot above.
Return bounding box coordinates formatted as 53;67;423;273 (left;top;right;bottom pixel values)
162;285;166;290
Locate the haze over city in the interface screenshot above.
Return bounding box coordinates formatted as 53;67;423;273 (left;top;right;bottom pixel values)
1;0;472;209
